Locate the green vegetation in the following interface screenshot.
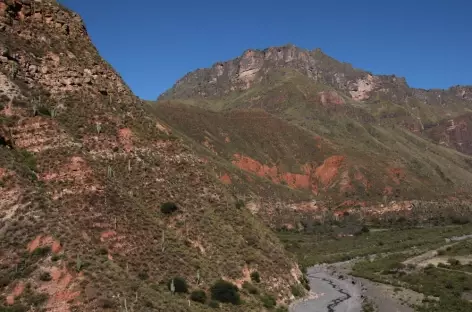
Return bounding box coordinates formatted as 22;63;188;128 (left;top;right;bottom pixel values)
250;271;261;283
352;254;472;312
210;280;241;305
190;290;207;304
160;202;179;214
290;284;304;297
167;277;188;294
39;271;52;282
260;294;276;309
278;224;472;267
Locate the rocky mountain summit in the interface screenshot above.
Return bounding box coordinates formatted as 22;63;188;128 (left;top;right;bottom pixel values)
160;44;472;108
0;1;303;311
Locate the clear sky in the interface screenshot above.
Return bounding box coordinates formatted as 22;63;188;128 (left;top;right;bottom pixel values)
60;0;471;100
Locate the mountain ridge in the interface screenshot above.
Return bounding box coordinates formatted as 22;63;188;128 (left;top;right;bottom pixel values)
158;44;472;104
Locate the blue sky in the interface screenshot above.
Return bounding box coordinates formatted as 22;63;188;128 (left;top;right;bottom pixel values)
60;0;471;100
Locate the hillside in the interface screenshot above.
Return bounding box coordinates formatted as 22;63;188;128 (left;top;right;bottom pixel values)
0;1;303;311
155;45;472;213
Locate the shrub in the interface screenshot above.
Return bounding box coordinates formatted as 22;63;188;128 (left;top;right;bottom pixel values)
210;280;241;305
160;202;178;214
250;271;261;283
235;199;245;209
39;272;52;282
138;271;149;280
242;281;259;295
437;250;446;256
447;258;461;266
31;246;51;257
275;306;289;312
190;290;207;304
208;300;219;308
300;275;310;290
291;284;303;297
167;277;188;293
261;294;276;309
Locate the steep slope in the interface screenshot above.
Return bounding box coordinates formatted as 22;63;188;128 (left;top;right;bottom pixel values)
155;45;472;210
0;2;302;311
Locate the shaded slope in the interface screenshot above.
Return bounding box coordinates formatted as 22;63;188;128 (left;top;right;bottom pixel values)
0;2;302;311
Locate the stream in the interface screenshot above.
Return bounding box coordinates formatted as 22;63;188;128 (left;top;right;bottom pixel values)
289;264;362;312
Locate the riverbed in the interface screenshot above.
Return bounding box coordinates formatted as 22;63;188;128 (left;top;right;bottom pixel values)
290;262;419;312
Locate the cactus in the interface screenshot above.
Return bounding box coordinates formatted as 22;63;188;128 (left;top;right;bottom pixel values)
161;230;165;252
196;269;201;285
76;255;82;272
96;123;102;134
10;63;18;79
107;165;114;178
50;107;57;118
170;279;175;294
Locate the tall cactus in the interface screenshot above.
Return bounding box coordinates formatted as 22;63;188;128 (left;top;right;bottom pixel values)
161;230;165;252
196;269;201;285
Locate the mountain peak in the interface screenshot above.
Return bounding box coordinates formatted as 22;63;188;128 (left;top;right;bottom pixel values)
159;44;368;101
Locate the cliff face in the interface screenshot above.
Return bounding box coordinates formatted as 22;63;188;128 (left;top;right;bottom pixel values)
0;1;302;311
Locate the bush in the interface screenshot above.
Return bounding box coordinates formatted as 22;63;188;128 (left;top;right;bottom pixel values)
291;284;303;297
208;300;219;308
242;281;259;295
160;202;178;214
275;306;289;312
39;272;52;282
250;271;261;283
167;277;188;293
300;275;310;290
210;280;241;305
261;294;276;309
447;258;461;266
138;271;149;280
31;246;51;257
190;290;207;304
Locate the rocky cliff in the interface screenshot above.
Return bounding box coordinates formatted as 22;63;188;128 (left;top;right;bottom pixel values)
159;44;472;110
0;1;302;311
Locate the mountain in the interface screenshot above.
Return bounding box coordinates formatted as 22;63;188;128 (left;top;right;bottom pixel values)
0;2;303;311
153;44;472;225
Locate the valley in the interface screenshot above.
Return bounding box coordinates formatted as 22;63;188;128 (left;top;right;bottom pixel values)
282;224;472;312
1;1;472;311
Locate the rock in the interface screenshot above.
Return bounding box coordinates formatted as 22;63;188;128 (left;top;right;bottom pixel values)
28;64;37;73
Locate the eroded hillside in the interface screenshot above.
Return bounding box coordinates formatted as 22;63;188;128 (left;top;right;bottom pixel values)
0;1;303;311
